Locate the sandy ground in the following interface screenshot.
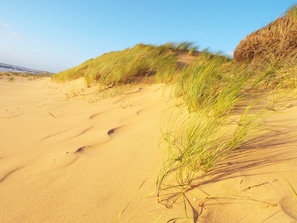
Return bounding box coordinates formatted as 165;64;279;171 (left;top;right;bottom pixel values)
0;75;297;223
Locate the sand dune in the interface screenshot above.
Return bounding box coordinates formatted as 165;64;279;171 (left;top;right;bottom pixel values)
0;76;297;222
0;76;186;223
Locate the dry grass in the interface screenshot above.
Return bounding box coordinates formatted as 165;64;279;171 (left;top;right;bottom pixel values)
234;5;297;64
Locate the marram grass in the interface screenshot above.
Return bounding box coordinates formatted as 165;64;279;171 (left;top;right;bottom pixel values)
174;53;245;117
156;52;285;211
51;40;297;222
157;51;297;223
52;43;180;86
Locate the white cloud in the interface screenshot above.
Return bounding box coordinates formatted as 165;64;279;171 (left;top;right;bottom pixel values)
0;21;21;38
9;31;21;39
0;21;9;28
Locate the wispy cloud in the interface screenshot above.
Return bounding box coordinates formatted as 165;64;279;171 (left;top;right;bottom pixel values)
196;32;205;38
0;21;23;39
9;31;22;39
0;21;9;28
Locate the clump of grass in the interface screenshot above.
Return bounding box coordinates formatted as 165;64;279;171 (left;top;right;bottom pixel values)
175;52;244;117
52;42;202;87
175;41;198;55
52;43;180;86
158;102;260;207
157;40;297;223
234;4;297;64
157;52;267;211
249;59;297;91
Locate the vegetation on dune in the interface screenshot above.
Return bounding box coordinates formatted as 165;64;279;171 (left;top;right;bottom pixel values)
156;4;297;222
53;43;192;86
157;54;265;210
53;5;297;221
55;40;297;222
234;5;297;64
175;53;243;117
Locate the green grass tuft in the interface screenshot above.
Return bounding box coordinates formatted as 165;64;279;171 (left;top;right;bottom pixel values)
52;43;180;86
51;40;297;222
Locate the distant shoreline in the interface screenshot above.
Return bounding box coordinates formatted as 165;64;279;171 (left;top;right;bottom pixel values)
0;62;51;74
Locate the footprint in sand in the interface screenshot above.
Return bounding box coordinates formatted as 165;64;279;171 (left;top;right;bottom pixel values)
0;167;22;183
89;112;103;120
74;146;86;153
107;126;124;136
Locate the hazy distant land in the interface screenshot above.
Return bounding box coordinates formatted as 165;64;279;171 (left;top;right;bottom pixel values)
0;62;51;74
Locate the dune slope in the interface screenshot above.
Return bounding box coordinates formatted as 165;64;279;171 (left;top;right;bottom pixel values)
0;76;186;223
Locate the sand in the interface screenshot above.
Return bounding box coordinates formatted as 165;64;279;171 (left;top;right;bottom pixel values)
0;75;297;223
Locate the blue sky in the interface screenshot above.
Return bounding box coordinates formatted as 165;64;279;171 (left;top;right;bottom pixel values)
0;1;296;73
